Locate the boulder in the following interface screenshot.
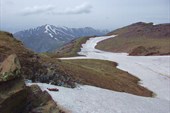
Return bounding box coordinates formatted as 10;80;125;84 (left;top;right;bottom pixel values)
0;54;27;113
0;54;66;113
24;85;65;113
0;54;21;82
129;46;159;56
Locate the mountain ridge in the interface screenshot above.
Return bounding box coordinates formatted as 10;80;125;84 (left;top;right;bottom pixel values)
107;22;170;38
14;25;109;53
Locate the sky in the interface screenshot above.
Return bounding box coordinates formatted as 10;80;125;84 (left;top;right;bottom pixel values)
0;0;169;33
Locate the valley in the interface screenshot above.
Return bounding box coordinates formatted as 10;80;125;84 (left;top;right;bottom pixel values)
0;22;170;113
1;0;169;112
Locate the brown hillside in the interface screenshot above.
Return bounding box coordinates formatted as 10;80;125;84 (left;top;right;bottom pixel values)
96;22;170;55
108;22;170;38
0;31;46;79
0;31;75;87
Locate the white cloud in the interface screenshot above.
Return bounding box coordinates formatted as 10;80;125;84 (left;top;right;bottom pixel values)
20;3;92;16
56;3;93;15
21;5;55;16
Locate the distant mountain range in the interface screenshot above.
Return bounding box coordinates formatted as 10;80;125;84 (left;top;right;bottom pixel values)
14;25;109;52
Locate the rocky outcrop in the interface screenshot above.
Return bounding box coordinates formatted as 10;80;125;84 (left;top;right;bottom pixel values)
0;54;28;113
0;54;65;113
129;46;160;56
36;62;76;88
0;54;21;82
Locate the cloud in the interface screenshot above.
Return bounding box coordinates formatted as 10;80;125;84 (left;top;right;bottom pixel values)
20;3;92;16
56;3;93;15
21;5;55;16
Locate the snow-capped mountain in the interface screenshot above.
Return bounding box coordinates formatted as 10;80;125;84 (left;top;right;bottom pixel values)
14;25;108;52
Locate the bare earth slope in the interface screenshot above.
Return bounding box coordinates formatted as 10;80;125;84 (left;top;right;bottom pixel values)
96;22;170;55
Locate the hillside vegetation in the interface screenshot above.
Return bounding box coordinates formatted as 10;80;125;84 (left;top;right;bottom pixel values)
54;59;153;97
96;22;170;55
48;36;93;58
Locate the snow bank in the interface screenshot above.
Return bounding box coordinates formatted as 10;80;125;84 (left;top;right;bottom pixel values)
27;83;170;113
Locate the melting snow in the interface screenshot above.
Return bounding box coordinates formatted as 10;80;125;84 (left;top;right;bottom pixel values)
29;35;170;113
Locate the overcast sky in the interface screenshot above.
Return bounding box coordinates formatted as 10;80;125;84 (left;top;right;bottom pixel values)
0;0;169;32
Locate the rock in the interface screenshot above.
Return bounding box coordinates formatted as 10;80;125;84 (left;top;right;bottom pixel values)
0;54;27;113
0;54;21;82
0;55;65;113
129;46;160;56
24;85;65;113
129;46;148;56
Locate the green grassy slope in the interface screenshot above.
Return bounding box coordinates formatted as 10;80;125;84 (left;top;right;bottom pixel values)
54;59;153;97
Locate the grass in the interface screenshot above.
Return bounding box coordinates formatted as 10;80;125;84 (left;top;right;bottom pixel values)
96;36;170;55
54;59;153;97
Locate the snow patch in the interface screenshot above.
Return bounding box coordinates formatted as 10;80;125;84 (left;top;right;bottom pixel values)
54;38;58;40
44;24;51;33
49;33;53;37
